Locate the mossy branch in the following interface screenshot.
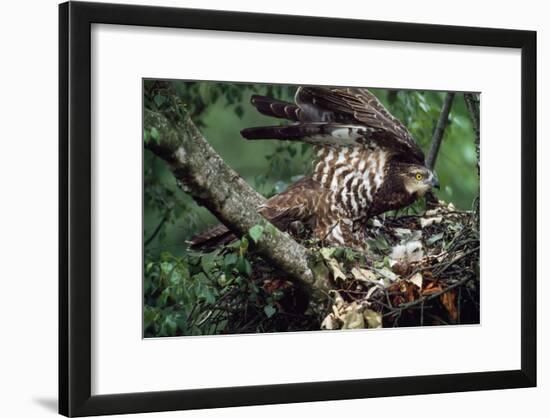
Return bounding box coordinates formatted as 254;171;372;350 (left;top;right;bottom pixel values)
144;108;331;301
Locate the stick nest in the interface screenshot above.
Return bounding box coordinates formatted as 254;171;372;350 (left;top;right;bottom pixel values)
315;201;480;330
217;200;480;334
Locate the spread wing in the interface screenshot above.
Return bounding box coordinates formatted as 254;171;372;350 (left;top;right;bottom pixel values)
241;86;425;165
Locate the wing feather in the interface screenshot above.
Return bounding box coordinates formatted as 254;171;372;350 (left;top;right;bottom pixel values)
296;87;425;164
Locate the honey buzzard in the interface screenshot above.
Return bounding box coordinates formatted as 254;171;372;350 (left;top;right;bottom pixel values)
191;87;439;250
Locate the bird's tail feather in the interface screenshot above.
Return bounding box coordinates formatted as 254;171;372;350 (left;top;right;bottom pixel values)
188;224;235;251
189;210;298;251
250;95;301;121
241;123;367;146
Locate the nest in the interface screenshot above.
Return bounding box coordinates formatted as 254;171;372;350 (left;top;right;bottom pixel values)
319;201;480;330
217;201;480;334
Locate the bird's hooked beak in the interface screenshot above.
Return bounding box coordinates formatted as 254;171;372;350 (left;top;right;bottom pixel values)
431;172;440;189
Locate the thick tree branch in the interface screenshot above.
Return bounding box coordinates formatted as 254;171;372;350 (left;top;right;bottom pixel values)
144;108;332;300
426;92;455;171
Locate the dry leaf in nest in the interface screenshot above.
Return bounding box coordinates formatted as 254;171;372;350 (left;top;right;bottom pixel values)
327;259;346;281
409;272;423;289
322;291;346;330
329;290;345;309
425;209;440;217
341;302;365;329
422;282;443;296
403;281;419;303
351;267;378;284
322;293;383;330
377;267;400;284
364;308;382;328
420;216;443;228
322;299;364;330
321;313;339;330
440;289;458;322
393;227;413;237
320;248;347;281
388;280;419;306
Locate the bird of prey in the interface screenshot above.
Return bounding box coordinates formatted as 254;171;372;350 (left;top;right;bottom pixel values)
191;86;439;250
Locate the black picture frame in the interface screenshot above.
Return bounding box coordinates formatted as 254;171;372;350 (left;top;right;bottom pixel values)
59;1;537;416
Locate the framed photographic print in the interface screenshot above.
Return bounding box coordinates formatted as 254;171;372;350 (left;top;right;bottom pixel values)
59;1;536;416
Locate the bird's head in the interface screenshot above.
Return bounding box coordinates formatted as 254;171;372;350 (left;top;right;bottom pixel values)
400;165;440;196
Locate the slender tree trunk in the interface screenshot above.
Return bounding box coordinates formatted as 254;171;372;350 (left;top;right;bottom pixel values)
464;93;481;219
425;92;454;207
427;92;455;171
464;93;480;176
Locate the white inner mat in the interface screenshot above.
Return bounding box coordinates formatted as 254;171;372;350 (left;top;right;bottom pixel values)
91;24;522;395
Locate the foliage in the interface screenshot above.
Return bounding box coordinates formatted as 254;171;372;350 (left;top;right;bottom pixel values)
144;228;314;337
143;80;480;337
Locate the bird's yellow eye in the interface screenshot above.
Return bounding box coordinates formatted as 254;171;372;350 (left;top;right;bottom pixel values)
415;173;423;181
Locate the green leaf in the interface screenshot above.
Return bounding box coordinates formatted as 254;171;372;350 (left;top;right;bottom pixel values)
426;232;445;246
332;247;345;259
176;315;188;333
156;288;170;306
143;306;158;330
201;253;217;275
236;256;252;277
160;251;172;262
153;94;166;108
160;261;172;275
239;236;249;256
248;225;264;243
169;269;183;285
366;235;390;252
160;315;177;336
344;248;357;262
224;253;238;267
264;304;277;318
150;127;160;143
200;286;216;305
